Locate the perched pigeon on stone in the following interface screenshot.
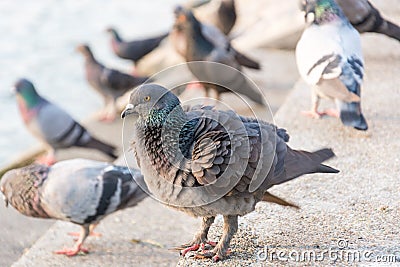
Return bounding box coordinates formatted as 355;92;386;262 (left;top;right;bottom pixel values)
106;27;168;66
14;79;117;165
76;44;150;122
0;159;147;256
121;84;339;261
300;0;400;42
172;6;263;105
296;0;368;131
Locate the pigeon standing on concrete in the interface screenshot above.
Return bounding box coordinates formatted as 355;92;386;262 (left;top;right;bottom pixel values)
301;0;400;41
106;27;169;67
172;6;263;105
296;0;368;131
14;79;117;165
121;84;339;261
76;44;149;122
0;159;147;256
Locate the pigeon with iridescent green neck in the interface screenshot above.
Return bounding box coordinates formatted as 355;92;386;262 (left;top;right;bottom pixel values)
296;0;368;131
300;0;400;42
121;84;339;261
0;159;147;256
14;78;117;164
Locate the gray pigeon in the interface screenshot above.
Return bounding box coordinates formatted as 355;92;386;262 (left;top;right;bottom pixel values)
0;159;147;256
121;84;339;261
171;6;263;105
14;78;117;165
76;44;150;122
296;0;368;131
300;0;400;42
106;27;169;66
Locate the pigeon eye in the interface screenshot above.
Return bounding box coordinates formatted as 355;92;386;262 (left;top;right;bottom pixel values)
144;96;151;102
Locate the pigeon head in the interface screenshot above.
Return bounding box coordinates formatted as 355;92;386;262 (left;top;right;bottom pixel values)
14;78;42;108
173;6;201;34
76;44;94;59
121;84;182;125
302;0;345;24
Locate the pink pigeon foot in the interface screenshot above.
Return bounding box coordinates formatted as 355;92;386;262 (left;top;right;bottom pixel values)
35;154;56;166
54;245;89;256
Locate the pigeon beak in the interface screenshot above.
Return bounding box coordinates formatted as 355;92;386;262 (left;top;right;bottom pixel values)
303;1;315;22
121;104;137;118
177;13;187;23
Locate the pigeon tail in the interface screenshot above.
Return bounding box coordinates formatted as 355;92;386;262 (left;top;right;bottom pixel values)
273;148;339;187
233;50;261;70
338;101;368;131
83;138;117;159
378;20;400;42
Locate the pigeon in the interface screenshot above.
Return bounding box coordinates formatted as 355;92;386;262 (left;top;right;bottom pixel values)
296;0;368;131
301;0;400;42
121;84;339;261
76;44;150;122
172;6;263;105
106;27;169;66
0;159;148;256
14;78;117;165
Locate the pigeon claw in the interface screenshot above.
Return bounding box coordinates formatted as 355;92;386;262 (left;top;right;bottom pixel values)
54;246;89;257
180;244;200;256
200;241;217;250
301;110;324;119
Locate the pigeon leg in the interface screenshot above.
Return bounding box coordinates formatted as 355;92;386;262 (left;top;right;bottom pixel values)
99;99;117;122
36;150;56;166
54;225;90;256
68;223;101;238
302;93;323;119
195;215;238;262
176;216;215;256
320;108;340;118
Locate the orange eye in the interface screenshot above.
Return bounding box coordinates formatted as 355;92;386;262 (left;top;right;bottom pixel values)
144;96;151;102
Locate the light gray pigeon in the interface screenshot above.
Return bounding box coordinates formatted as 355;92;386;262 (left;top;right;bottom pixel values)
296;0;368;131
121;84;339;261
300;0;400;41
14;78;117;165
0;159;147;256
171;6;264;105
76;44;150;122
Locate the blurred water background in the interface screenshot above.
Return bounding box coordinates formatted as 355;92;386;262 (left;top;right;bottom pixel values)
0;0;180;167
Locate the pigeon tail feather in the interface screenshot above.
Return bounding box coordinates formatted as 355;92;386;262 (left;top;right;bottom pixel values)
83;138;117;159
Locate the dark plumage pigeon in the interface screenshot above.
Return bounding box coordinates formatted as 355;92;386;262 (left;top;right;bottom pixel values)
106;27;169;65
296;0;368;131
14;79;117;165
76;44;149;122
121;84;339;261
300;0;400;42
172;6;263;105
0;159;147;256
